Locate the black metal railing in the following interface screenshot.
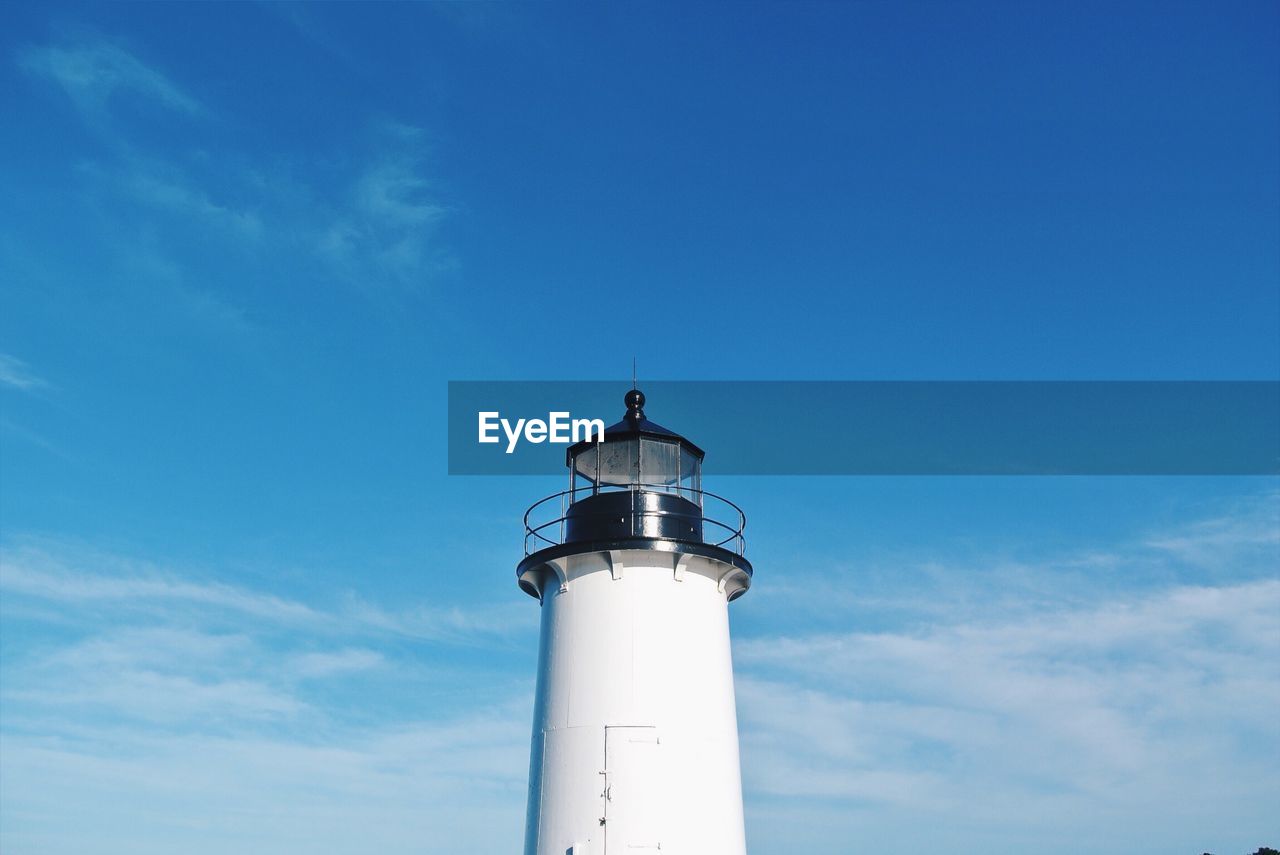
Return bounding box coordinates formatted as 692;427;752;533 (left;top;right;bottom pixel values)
522;483;747;557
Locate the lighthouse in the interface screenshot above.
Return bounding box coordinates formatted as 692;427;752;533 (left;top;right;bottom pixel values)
517;388;753;855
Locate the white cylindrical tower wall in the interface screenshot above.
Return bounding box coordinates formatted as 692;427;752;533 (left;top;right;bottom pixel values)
522;549;748;855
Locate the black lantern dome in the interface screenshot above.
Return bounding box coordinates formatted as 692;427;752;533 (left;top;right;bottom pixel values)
518;388;751;601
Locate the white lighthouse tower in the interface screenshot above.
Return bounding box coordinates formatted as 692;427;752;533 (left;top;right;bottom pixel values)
516;388;753;855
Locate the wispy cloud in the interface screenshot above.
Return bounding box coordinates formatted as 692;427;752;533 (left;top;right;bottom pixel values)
11;666;306;725
261;3;366;71
290;648;386;679
17;40;202;118
18;35;451;304
93;230;259;339
16;39;200;118
0;418;71;462
0;355;62;459
0;541;534;644
14;37;271;343
0;353;47;391
0;538;531;852
756;491;1280;632
110;165;264;241
5;627;377;728
737;580;1280;850
0;547;323;624
317;123;452;285
1145;492;1280;567
0;712;530;854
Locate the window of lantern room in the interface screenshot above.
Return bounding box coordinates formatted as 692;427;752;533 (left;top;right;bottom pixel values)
640;437;680;495
598;437;639;489
680;446;701;506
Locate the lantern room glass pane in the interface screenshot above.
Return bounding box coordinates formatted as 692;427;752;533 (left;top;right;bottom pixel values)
680;447;701;499
640;437;680;490
573;446;598;483
598;437;639;487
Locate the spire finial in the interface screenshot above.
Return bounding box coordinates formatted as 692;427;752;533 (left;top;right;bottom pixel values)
632;356;637;391
624;385;645;421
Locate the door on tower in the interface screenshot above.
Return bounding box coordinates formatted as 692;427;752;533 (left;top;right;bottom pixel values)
603;726;662;854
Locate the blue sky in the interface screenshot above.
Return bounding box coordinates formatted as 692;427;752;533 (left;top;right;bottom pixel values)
1;2;1278;854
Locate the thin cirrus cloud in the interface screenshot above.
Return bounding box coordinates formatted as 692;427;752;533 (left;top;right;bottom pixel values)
102;163;266;242
1145;500;1280;567
757;490;1280;629
0;541;535;644
0;546;324;624
0;353;47;391
16;39;203;118
5;625;371;728
17;36;451;295
316;126;453;285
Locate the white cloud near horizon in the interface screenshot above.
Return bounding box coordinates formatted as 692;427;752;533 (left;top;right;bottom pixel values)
738;579;1280;791
0;712;531;855
733;494;1280;854
757;490;1280;629
0;538;537;852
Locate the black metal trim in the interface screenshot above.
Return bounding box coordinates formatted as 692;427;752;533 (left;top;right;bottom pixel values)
516;536;754;586
523;484;746;556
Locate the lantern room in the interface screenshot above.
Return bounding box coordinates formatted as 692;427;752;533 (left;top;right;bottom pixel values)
566;389;703;500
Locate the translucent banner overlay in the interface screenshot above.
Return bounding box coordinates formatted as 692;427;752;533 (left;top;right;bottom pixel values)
448;381;1280;475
